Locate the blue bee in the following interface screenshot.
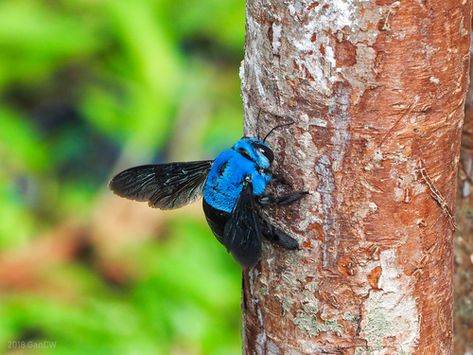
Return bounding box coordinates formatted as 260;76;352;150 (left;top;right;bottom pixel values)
109;122;308;267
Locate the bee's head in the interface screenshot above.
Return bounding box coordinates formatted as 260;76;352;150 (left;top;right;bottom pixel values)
233;119;294;168
232;138;274;169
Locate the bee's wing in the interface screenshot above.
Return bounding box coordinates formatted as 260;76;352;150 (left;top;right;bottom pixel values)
109;160;213;210
223;182;262;267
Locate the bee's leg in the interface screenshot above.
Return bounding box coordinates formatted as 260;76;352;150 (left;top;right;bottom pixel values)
258;191;309;206
260;219;299;250
271;174;292;187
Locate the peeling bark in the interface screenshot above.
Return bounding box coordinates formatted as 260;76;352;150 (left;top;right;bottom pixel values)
241;1;471;354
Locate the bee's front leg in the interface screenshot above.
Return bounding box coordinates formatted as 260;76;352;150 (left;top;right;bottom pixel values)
270;173;292;187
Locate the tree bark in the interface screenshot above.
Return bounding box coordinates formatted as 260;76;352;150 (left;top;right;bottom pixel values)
241;1;471;354
454;45;473;354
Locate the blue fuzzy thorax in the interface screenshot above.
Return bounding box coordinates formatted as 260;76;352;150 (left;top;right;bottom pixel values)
203;138;273;213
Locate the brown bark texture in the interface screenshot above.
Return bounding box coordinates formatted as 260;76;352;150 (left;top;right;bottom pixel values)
240;1;471;354
455;51;473;354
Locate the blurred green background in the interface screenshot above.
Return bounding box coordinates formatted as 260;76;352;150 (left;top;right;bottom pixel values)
0;0;245;353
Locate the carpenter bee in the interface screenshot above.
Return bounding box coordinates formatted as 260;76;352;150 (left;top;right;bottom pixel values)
109;121;308;267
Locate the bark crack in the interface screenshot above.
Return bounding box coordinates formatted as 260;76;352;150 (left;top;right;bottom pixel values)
417;159;457;230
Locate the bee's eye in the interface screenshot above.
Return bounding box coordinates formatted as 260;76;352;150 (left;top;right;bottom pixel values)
254;144;274;163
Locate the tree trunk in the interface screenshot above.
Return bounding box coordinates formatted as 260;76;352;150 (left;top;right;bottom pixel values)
455;106;473;354
454;44;473;354
240;1;471;354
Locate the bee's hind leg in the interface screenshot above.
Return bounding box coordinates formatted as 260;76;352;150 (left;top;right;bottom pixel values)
260;219;299;250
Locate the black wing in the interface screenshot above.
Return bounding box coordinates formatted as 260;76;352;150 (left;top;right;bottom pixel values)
223;182;262;267
109;160;213;209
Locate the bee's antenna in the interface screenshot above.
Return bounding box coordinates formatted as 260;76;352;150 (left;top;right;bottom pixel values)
263;120;295;143
255;109;262;139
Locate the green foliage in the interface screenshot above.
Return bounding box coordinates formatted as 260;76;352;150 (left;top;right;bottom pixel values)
0;0;245;353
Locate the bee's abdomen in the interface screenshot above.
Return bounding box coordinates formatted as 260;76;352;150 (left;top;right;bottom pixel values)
202;199;231;243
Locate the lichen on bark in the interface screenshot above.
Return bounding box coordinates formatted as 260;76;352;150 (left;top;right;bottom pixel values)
241;0;471;354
